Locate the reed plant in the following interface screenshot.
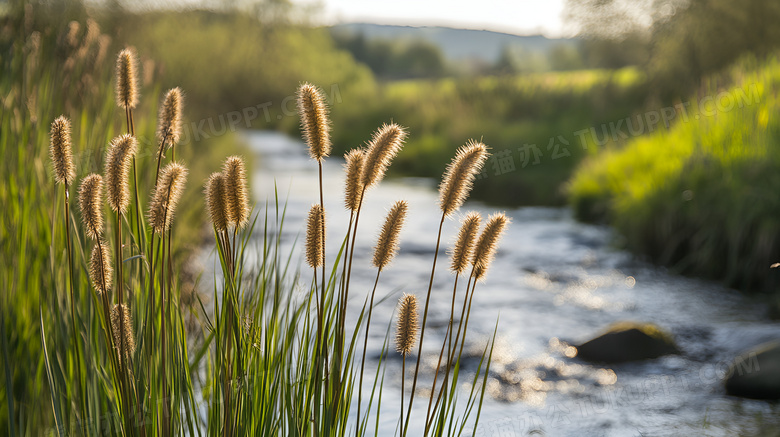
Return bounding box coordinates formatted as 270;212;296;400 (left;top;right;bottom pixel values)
7;17;511;436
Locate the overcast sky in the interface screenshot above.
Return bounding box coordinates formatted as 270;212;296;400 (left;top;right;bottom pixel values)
307;0;572;37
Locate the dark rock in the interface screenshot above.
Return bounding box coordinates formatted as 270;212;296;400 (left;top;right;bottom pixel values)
724;340;780;400
576;321;679;364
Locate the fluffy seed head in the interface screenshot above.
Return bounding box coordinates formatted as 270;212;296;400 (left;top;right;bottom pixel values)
343;149;364;211
104;134;137;213
360;123;407;189
148;162;188;234
471;213;510;279
110;304;135;364
157;87;183;148
395;293;419;356
115;48;138;109
223;156;250;229
49;116;75;185
439;141;489;216
78;174;104;240
205;172;229;232
372;200;408;269
450;212;481;274
297;83;331;161
305;204;325;269
89;242;112;295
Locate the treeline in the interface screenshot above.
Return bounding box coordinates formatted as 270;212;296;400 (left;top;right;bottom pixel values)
567;0;780;99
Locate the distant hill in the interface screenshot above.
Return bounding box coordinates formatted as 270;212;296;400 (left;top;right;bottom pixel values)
329;23;576;63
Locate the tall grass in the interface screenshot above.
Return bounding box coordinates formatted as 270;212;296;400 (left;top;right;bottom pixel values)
569;55;780;296
4;15;512;437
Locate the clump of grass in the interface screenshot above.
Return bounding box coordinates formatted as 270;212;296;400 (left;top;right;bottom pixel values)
33;35;510;436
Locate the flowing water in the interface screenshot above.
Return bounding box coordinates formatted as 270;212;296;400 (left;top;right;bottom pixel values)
207;130;780;436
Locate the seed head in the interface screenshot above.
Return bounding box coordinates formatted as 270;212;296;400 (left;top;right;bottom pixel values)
343;149;364;211
110;303;135;364
471;213;510;280
115;48;138;110
89;242;112;295
157;87;183;149
104;134;137;214
305;204;325;269
450;212;481;274
78;174;104;240
395;293;419;356
205;172;229;232
50;116;75;185
361;123;407;189
439;141;489;216
297;83;331;161
148;162;188;234
223;156;250;229
372;200;408;270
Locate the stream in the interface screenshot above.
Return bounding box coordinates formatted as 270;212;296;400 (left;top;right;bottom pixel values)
203;130;780;436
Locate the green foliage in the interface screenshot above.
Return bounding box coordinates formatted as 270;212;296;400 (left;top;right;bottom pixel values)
569;55;780;293
122;10;376;123
319;68;647;206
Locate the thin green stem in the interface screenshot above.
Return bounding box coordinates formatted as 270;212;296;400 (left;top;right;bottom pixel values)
356;268;382;435
429;271;475;429
424;273;460;434
403;213;446;437
63;184;86;426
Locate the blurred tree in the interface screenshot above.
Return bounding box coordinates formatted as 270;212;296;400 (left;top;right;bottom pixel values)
331;32;448;79
549;43;585;70
565;0;780;98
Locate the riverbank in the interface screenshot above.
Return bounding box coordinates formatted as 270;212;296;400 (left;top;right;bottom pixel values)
569;56;780;308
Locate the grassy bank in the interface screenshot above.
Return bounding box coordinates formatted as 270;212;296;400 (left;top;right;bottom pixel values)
569;56;780;297
279;68;648;206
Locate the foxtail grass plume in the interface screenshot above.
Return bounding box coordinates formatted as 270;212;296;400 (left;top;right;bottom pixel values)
473;264;486;280
343;149;364;211
450;212;481;274
297;83;331;161
395;293;419;356
360;123;407;189
148;162;188;234
305;204;325;269
439;140;488;217
115;48;138;110
205;172;229;232
104;134;137;213
49;116;75;185
471;213;510;279
89;243;112;295
306;204;325;269
110;303;135;363
222;156;250;229
78;174;104;240
372;200;408;269
157;87;183;148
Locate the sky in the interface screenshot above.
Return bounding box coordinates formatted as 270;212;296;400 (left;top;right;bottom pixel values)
306;0;572;37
